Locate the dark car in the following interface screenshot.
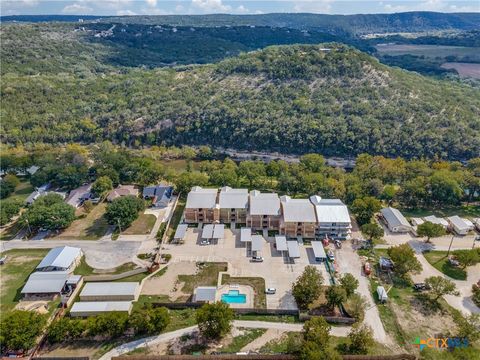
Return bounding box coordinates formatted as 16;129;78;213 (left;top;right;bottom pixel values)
413;283;431;292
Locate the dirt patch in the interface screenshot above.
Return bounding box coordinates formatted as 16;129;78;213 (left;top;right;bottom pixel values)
141;261;198;300
240;329;285;352
38;341;104;358
8;255;39;264
15;300;49;314
441;62;480;79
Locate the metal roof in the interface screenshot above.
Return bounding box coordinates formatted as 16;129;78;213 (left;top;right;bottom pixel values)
80;282;139;297
251;235;264;252
174;224;188;240
381;207;410;228
311;241;327;259
36;246;82;271
195;286;217;302
310;196;351;224
219;187;249;209
21;271;68;294
185;187;218;209
249;191;281;216
240;228;252;242
287;241;300;258
275;235;288;251
213;224;224;239
410;217;424;226
281;196;317;223
423;215;449;227
447;216;471;231
65;184;92;207
202;224;214;239
70;301;132;313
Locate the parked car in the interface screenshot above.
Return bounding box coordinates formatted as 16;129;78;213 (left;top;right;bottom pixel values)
413;283;431;292
334;240;342;249
265;288;276;294
448;257;460;267
200;240;211;246
252;256;264;262
364;262;371;276
327;250;335;262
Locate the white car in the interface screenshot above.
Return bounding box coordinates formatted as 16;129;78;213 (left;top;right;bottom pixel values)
265;288;276;294
252;256;264;262
200;240;211;246
327;250;335;261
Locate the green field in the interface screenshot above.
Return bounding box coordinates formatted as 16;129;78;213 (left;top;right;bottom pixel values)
0;248;49;312
178;262;228;294
375;44;480;61
423;251;467;280
122;213;157;235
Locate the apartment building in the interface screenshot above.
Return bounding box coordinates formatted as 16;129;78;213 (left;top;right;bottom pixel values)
279;195;317;238
246;190;281;230
218;187;249;224
310;196;352;240
184;187;219;223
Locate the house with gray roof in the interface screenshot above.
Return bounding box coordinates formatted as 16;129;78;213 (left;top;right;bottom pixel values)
280;196;317;238
447;216;474;235
380;207;411;233
184;187;219;223
246;190;281;231
218;187;249;224
80;282;140;301
70;301;133;317
310;196;352;240
143;185;173;208
65;183;92;208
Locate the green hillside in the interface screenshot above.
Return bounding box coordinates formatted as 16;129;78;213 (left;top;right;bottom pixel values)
2;44;479;159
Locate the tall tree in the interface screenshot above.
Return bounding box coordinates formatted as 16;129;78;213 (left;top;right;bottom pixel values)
416;221;446;242
0;310;46;353
292;266;324;309
196;302;234;339
425;276;459;301
351;197;382;226
387;244;422;279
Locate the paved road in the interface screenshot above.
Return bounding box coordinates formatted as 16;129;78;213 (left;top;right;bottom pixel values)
336;240;392;345
99;320;350;360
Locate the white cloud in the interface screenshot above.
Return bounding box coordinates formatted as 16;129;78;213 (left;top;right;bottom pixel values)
80;0;132;10
191;0;231;13
145;0;157;7
293;0;334;13
116;9;137;15
62;3;93;14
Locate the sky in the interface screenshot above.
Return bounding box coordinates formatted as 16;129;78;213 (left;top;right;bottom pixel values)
1;0;478;16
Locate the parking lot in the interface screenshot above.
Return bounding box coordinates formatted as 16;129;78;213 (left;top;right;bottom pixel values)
162;227;330;309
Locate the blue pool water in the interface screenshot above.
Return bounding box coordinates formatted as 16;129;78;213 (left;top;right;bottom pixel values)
221;290;247;304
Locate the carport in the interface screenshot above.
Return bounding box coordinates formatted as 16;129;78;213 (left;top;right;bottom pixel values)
275;235;288;252
287;240;300;259
202;224;214;239
174;224;188;243
311;241;327;262
241;228;252;243
213;224;225;240
251;235;264;255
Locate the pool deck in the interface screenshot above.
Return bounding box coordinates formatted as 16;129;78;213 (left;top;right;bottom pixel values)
216;284;254;308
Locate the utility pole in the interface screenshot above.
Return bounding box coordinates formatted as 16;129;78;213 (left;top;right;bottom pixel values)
446;235;455;257
117;218;122;233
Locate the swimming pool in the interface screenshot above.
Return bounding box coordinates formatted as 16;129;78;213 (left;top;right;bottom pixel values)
221;290;247;304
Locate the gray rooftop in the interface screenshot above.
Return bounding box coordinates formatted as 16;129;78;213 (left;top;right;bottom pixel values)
174;224;188;240
80;282;139;297
36;246;82;271
310;196;351;224
202;224;214;239
381;207;410;228
423;215;449;226
311;241;327;259
275;235;288;252
21;271;68;294
195;286;217;302
70;301;132;313
249;191;281;216
219;187;249;209
240;228;252;242
185;187;218;209
447;216;471;231
213;224;225;239
287;241;300;258
251;235;264;252
281;196;317;223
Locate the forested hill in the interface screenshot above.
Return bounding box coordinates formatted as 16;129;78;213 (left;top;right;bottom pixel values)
2;44;479;160
3;12;479;35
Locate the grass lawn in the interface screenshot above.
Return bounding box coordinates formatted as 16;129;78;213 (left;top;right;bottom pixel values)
236;314;299;323
0;248;49;312
8;180;34;202
400;204;480;219
74;257;139;276
113;271;149;283
178;262;228;294
221;328;266;353
123;213;156;235
0;220;24;240
423;251;467;280
54;203;109;240
222;274;267;309
166;198;186;242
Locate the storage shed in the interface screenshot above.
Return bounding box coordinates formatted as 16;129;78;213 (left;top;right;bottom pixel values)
380;207;411;233
377;286;388;303
79;282;140;301
36;246;82;273
70;301;132;317
311;241;327;262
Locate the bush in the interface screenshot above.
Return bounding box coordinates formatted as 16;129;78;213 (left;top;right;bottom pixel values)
105;195;145;229
0;310;46;352
0;198;22;226
196;302;234;339
86;312;129;338
130;306;170;335
292;266;324;309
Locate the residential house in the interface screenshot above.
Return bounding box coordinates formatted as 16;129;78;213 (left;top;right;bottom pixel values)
280;196;317;238
447;216;474;235
65;183;92;208
184;187;219;223
143;185;173;208
380;207;411;233
106;185;139;202
21;271;82;300
423;215;449;229
310;196;352;240
25;182;51;205
218;187;249;224
246;191;281;230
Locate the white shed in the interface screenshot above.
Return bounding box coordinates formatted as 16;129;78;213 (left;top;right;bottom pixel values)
377;286;388;303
